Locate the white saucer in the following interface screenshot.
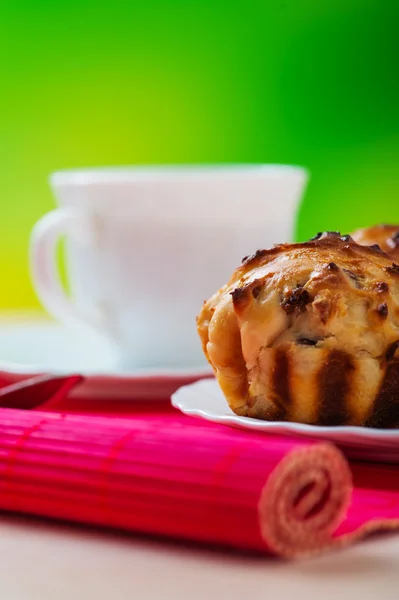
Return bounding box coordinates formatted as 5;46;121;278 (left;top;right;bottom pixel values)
172;378;399;463
0;314;212;399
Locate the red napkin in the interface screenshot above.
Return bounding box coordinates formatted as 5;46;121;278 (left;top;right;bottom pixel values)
0;374;398;559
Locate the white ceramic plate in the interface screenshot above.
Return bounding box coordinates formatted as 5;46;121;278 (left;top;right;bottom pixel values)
0;314;212;399
172;378;399;463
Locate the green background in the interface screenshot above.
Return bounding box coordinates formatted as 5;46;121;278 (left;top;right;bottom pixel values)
1;0;398;309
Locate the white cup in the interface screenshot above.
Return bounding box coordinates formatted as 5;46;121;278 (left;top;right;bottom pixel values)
29;165;308;369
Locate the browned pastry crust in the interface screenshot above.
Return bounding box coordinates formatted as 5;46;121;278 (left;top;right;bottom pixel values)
197;232;399;428
352;224;399;262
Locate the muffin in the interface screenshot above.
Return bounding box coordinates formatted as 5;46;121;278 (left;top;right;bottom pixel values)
197;232;399;428
352;224;399;262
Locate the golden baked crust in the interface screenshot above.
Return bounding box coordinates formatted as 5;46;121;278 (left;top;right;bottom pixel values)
197;232;399;428
352;224;399;262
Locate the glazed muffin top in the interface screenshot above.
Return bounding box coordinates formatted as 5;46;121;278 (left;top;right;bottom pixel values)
352;224;399;261
197;232;399;424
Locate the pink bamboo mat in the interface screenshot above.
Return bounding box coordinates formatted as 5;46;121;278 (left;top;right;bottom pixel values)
0;374;398;559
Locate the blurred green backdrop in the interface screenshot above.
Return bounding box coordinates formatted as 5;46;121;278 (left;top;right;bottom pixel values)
0;0;398;309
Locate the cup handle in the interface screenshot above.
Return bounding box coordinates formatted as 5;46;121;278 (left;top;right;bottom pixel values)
29;207;102;330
